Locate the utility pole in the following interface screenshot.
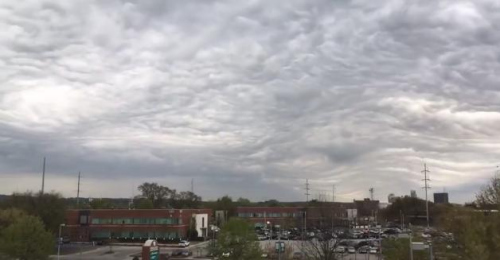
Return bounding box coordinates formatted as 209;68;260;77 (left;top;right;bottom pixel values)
332;184;335;202
369;187;374;201
41;157;46;194
76;172;81;208
422;164;431;228
305;179;310;202
191;178;194;193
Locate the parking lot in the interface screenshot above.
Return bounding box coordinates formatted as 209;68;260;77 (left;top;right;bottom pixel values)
259;240;382;260
54;241;211;260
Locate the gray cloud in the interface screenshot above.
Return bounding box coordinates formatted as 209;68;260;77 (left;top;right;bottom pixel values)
1;0;500;203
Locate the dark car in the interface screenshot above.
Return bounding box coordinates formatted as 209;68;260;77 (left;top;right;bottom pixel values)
292;252;308;259
171;250;183;256
180;250;192;256
356;241;370;249
358;246;370;254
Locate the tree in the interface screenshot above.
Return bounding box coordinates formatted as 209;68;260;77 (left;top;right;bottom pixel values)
138;182;174;208
263;199;281;207
0;208;28;229
441;206;500;260
214;218;262;260
380;197;435;226
382;238;427;260
300;238;342;260
215;196;236;219
0;215;54;260
437;176;500;260
133;197;154;209
236;197;252;207
0;192;66;234
476;176;500;208
188;217;198;240
89;198;114;209
172;191;202;209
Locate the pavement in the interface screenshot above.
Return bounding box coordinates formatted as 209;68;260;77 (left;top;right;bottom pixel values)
52;241;212;260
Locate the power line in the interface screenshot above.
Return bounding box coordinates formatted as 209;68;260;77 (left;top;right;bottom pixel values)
422;163;431;228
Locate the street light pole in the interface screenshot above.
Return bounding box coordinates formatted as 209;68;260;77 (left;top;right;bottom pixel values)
57;223;66;260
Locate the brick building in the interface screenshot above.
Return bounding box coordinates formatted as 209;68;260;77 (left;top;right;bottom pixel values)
236;202;362;230
65;209;211;242
236;207;301;228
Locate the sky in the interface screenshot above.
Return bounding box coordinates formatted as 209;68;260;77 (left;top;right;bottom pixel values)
1;0;500;203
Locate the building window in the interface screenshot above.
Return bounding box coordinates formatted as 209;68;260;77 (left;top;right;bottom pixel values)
79;215;88;225
91;231;110;239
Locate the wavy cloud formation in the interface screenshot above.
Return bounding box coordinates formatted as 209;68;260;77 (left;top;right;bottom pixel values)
1;0;500;202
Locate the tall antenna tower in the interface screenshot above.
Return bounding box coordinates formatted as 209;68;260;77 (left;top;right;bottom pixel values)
191;178;194;193
41;157;46;194
77;172;81;208
332;184;335;202
305;179;310;202
369;187;374;200
422;163;431;227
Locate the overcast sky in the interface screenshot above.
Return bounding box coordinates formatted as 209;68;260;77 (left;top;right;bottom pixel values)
1;0;499;203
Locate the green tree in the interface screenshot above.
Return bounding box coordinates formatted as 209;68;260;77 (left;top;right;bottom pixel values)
137;182;175;208
188;217;198;240
133;197;154;209
0;215;54;260
0;192;66;234
0;208;28;229
215;196;236;219
172;191;202;209
380;196;436;225
439;176;500;260
214;218;262;260
236;197;252;207
89;198;114;209
382;238;427;260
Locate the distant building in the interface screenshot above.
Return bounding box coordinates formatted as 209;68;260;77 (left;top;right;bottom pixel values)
433;192;449;204
388;193;397;203
410;190;417;198
65;208;211;242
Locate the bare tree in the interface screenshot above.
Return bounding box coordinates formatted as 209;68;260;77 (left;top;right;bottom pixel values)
300;203;345;260
300;238;343;260
476;176;500;208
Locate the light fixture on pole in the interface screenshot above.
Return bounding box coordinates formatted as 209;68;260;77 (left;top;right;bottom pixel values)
57;223;66;260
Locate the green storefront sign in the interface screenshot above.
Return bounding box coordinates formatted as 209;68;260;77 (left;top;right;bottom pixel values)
150;249;159;260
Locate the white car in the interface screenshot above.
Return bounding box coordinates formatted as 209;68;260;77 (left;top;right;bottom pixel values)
178;240;190;247
369;247;378;254
347;247;356;254
334;246;346;253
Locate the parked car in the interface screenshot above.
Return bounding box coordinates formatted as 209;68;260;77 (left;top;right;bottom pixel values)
358;246;370;254
171;250;183;256
180;250;192;256
369;247;378;254
178;240;190;247
421;233;432;238
347;247;356;254
292;252;309;259
334;246;346;253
